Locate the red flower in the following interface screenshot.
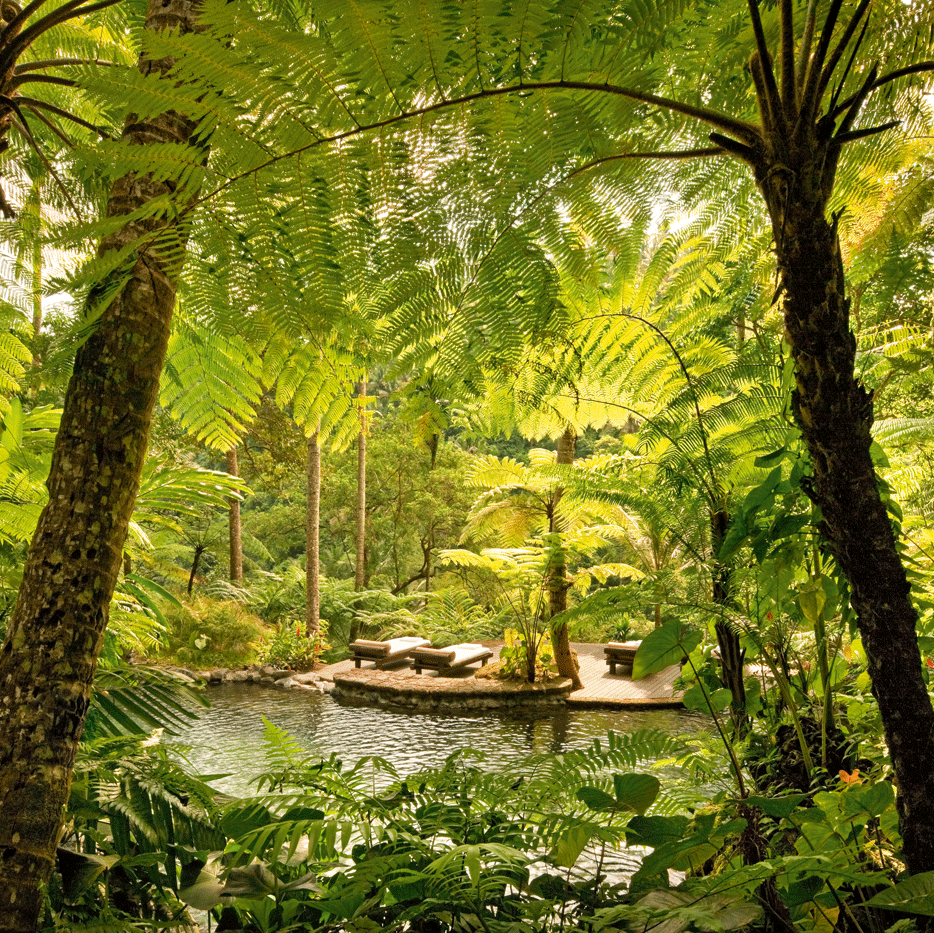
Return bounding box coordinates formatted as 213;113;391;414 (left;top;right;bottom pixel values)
926;657;933;668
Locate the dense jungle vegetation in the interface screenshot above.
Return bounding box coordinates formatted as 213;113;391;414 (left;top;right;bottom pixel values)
0;0;933;929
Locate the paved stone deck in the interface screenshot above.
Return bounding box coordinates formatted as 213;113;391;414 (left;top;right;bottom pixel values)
316;642;683;709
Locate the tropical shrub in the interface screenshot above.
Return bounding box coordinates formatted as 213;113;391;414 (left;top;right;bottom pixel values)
256;619;329;670
152;598;265;668
496;626;558;682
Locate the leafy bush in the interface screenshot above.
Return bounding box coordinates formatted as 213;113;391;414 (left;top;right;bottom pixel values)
152;598;265;668
496;626;558;682
256;619;329;670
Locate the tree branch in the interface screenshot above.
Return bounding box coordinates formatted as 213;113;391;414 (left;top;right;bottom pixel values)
779;0;797;120
835;63;878;138
9;115;81;217
189;80;757;216
747;0;785;131
15;57;117;72
817;0;872;104
0;0;121;77
835;119;900;144
796;0;819;91
15;95;110;136
23;99;74;146
829;11;871;114
709;131;756;162
798;0;844;127
9;73;76;89
830;61;934;119
0;0;48;50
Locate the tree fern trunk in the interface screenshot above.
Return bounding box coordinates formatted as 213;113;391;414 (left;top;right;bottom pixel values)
710;507;746;733
226;445;243;586
766;177;934;874
550;426;583;691
306;429;321;638
0;1;207;926
350;379;366;643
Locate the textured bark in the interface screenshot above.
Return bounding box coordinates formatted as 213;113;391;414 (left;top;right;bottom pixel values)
349;380;366;643
187;542;205;596
755;134;934;874
0;2;206;927
354;380;367;592
226;446;243;586
0;1;24;219
710;507;746;731
306;430;321;637
549;426;583;691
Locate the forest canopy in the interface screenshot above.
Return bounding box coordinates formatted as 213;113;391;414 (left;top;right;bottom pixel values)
0;0;933;930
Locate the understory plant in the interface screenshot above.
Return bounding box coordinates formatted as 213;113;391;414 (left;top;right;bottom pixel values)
256;618;329;670
153;598;266;668
631;618;934;932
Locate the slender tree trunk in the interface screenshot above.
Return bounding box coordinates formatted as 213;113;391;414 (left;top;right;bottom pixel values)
349;379;366;643
762;171;934;874
0;2;207;926
710;506;746;732
226;446;243;586
549;426;583;691
187;542;206;596
306;429;321;638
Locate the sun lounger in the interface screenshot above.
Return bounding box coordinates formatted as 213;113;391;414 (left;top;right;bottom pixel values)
350;636;431;669
604;640;642;676
412;643;494;675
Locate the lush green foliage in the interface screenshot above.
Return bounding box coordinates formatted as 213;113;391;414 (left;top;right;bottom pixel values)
2;0;934;928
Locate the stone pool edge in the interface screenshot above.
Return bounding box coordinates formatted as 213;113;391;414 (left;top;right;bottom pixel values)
331;669;572;710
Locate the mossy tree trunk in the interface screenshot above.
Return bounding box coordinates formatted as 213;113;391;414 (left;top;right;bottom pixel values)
226;445;243;586
0;1;206;926
757;142;934;873
549;426;583;691
306;429;321;638
349;379;367;643
710;506;747;733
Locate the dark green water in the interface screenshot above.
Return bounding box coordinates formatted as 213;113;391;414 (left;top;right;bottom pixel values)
169;683;702;795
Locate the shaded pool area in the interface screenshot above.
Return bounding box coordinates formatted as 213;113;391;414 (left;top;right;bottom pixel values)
169;683;704;796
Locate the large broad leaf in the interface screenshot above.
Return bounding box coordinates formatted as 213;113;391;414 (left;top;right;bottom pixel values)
613;773;660;815
634;890;763;933
632;620;700;680
683;683;733;713
550;823;596;868
744;794;806;819
179;866;227;910
577;786;617;812
864;872;934;916
57;848;120;901
627;815;691;848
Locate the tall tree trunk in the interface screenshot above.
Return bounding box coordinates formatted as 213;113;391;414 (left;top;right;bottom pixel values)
549;426;583;691
306;429;321;638
226;445;243;586
349;379;366;643
760;165;934;874
187;542;206;596
710;506;747;733
0;2;206;927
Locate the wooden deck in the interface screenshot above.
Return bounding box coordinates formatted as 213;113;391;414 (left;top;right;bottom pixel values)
314;641;683;709
565;643;684;708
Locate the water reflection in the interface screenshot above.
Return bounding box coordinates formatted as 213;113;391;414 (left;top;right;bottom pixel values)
169;684;701;795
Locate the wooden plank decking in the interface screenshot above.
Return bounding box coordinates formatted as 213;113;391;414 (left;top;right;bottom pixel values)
315;641;683;709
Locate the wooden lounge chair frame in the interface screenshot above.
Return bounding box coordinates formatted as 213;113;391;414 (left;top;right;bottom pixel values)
604;640;642;676
412;643;493;675
350;636;430;669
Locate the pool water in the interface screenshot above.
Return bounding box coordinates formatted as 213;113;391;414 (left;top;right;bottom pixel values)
169;683;701;795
